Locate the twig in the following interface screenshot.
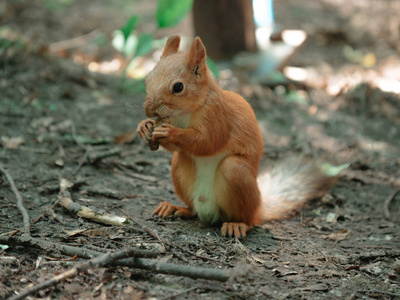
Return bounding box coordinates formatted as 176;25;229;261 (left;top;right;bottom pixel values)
162;287;198;300
384;187;400;220
115;165;157;182
121;209;166;246
87;148;121;164
71;122;90;175
2;233;230;300
0;235;105;259
356;289;400;297
315;247;339;268
73;150;89;175
8;247;160;300
82;185;124;199
113;257;230;282
0;165;30;235
58;178;130;226
48;29;101;52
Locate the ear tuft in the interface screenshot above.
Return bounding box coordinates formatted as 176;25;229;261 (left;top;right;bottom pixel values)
161;35;181;59
185;37;207;76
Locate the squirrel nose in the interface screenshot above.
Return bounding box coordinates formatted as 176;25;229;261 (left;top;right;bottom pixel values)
144;97;156;117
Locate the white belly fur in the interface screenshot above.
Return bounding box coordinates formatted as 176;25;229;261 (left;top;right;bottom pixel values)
192;153;226;224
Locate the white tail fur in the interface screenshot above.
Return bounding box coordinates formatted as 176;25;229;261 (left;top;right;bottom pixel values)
258;156;338;222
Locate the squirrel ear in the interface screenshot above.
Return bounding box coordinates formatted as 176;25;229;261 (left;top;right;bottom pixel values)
185;37;207;76
161;35;181;59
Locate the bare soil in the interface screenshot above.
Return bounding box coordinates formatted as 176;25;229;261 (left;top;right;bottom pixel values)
1;0;400;299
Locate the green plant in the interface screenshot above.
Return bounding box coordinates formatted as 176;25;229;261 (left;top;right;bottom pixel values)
114;0;218;91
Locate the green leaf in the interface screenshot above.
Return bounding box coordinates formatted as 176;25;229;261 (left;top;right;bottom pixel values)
112;30;138;57
156;0;194;28
120;15;139;43
326;212;336;223
134;33;154;58
320;163;350;177
206;57;219;79
0;244;9;250
313;209;321;216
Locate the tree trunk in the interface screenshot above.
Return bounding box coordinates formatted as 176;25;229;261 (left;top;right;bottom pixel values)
193;0;256;60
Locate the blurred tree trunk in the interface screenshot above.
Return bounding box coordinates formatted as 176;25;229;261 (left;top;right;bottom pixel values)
193;0;256;60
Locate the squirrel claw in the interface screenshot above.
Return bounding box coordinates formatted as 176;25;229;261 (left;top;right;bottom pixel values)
137;119;155;147
153;124;174;140
153;201;176;218
221;222;249;239
152;201;195;219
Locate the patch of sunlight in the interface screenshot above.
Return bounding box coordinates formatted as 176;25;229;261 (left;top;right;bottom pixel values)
375;78;400;94
87;58;122;74
283;66;308;82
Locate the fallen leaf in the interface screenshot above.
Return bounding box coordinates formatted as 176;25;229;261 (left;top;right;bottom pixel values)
83;228;107;237
320;162;350;177
1;136;24;149
345;265;360;271
114;130;135;144
273;268;298;277
326;212;336;223
323;229;351;241
0;244;9;250
54;158;64;167
64;228;87;237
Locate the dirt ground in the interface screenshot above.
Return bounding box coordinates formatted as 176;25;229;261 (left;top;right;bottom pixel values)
1;0;400;299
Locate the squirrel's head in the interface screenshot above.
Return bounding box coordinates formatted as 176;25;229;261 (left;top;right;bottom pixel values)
144;35;212;119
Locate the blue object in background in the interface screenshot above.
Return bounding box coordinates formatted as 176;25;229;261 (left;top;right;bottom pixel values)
253;0;275;49
253;0;274;28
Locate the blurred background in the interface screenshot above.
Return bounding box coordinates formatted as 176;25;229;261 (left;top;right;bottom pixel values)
1;2;400;299
2;0;400;93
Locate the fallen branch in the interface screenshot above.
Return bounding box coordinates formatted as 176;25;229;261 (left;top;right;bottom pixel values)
0;235;105;259
1;234;230;283
384;187;400;220
2;233;231;300
114;257;230;282
58;178;131;226
0;165;30;234
8;247;160;300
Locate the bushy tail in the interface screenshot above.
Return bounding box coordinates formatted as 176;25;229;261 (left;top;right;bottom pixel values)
257;156;340;222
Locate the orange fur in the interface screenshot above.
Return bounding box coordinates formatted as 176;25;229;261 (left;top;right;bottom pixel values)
136;36;336;238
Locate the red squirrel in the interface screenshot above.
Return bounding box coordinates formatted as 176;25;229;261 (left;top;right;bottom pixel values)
137;36;337;238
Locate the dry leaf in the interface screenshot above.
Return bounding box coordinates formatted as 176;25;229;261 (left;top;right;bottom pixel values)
1;136;24;149
64;228;87;237
84;228;107;237
114;130;135;144
323;229;351;241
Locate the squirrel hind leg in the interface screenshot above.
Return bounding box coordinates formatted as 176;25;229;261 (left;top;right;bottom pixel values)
215;155;262;228
221;222;252;238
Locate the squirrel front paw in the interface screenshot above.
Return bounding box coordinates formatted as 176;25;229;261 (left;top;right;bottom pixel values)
136;119;159;151
152;123;176;143
153;201;195;219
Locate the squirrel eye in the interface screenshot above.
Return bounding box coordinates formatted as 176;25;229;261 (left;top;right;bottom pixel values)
172;82;184;94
